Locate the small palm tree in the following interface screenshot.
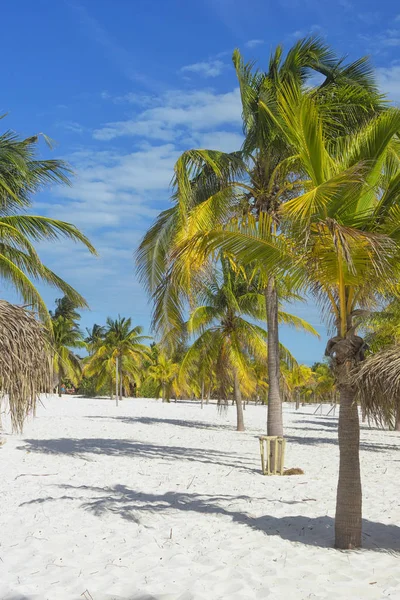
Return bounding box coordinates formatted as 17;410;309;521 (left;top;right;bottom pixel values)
85;317;150;401
85;324;106;355
180;259;318;430
52;316;86;396
147;353;179;402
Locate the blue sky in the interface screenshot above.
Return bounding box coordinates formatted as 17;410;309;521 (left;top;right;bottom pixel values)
2;0;400;364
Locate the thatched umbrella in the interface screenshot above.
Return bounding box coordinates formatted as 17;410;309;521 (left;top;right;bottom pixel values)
0;300;52;432
355;345;400;429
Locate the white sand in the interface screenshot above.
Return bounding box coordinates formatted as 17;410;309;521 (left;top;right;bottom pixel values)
0;396;400;600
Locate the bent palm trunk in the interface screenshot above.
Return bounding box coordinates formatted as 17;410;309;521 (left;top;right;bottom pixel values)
234;369;245;431
265;279;283;436
335;382;362;549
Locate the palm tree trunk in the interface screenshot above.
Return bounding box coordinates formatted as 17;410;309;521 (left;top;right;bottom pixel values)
115;357;119;407
234;369;245;431
335;382;362;549
265;278;283;436
119;365;123;401
201;380;204;410
395;401;400;431
58;374;62;398
162;382;166;402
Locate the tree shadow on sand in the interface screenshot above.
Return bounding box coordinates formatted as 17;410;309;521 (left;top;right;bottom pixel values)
84;415;234;431
21;483;400;552
286;433;400;453
17;438;258;474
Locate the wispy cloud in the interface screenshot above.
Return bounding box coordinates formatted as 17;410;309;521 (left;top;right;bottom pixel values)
245;39;264;48
376;64;400;103
56;120;85;134
180;60;225;78
93;88;242;141
357;11;381;26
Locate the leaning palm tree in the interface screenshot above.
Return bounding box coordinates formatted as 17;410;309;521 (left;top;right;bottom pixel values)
199;85;400;548
52;316;86;396
0;126;96;320
0;300;52;432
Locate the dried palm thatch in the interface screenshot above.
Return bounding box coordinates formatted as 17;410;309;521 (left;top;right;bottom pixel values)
354;345;400;428
0;300;52;432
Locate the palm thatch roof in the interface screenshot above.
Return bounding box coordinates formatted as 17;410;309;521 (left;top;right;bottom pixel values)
0;300;52;432
354;345;400;427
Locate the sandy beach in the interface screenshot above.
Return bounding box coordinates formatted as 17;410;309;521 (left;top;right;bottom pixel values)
1;396;399;600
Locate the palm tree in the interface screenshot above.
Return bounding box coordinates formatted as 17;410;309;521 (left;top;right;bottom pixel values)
147;353;179;402
0;126;96;320
281;364;314;408
137;36;383;440
200;82;400;548
180;259;318;430
85;323;106;355
85;317;150;401
51;296;81;323
52;316;86;396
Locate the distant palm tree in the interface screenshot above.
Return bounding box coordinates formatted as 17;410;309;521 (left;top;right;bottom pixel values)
180;259;318;430
85;323;106;355
0;126;96;320
52;316;86;396
147;353;179;402
85;317;150;401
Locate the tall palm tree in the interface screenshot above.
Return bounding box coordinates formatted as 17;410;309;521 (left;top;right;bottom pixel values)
137;36;383;439
0;126;96;320
200;85;400;548
85;317;150;401
52;316;86;396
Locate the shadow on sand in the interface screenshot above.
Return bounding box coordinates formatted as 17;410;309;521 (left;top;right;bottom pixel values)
84;415;233;431
19;483;400;552
17;437;259;474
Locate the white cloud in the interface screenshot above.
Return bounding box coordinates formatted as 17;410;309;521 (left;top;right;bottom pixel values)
376;64;400;103
180;60;225;78
93;88;242;141
195;131;244;153
245;39;264;48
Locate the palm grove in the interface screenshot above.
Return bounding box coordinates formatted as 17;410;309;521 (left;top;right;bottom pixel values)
1;36;400;553
137;36;400;550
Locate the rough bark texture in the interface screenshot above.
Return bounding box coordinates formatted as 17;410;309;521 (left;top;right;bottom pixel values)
265;279;283;436
234;370;245;431
335;382;362;549
395;402;400;431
